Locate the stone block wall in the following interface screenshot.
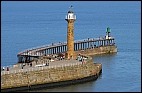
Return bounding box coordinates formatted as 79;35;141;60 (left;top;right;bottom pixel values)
1;60;102;89
75;45;117;56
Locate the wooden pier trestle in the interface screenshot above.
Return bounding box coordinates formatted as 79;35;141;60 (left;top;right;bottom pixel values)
17;37;116;63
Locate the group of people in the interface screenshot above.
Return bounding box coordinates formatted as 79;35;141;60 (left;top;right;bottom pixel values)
2;66;9;71
45;62;49;66
21;62;32;69
76;54;87;62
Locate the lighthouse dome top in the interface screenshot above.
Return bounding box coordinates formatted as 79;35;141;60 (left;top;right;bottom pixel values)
68;5;74;12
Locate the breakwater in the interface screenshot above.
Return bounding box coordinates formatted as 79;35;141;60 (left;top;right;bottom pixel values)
1;39;117;91
1;37;117;92
1;57;102;92
17;37;116;63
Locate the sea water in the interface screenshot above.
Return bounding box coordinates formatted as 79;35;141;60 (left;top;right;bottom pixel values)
1;1;141;92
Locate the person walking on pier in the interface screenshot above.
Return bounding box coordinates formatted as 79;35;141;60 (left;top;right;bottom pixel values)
2;67;5;71
21;63;24;69
6;66;9;71
30;63;32;67
45;62;49;66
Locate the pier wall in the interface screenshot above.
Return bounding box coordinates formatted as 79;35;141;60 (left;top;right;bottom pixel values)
17;38;116;63
75;45;117;56
1;60;102;90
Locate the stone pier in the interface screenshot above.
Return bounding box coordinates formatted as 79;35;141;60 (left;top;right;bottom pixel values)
1;57;102;91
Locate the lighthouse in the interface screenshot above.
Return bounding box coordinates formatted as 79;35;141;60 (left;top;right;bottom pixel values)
105;27;111;39
65;6;76;59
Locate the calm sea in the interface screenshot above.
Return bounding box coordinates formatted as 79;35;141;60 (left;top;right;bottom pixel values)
1;1;141;92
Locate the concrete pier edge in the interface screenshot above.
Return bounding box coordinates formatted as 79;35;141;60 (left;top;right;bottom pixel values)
1;68;102;92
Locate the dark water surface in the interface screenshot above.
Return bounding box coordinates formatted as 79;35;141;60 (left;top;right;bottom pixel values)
1;1;141;92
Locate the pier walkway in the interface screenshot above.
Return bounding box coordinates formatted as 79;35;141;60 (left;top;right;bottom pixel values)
17;37;115;63
1;55;88;75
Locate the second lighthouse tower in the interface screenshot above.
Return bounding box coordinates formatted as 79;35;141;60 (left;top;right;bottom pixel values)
65;6;76;59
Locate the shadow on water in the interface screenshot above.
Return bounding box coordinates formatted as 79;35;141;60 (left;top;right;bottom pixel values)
24;76;101;92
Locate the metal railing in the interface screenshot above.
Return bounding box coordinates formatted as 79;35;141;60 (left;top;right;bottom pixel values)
17;37;115;56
